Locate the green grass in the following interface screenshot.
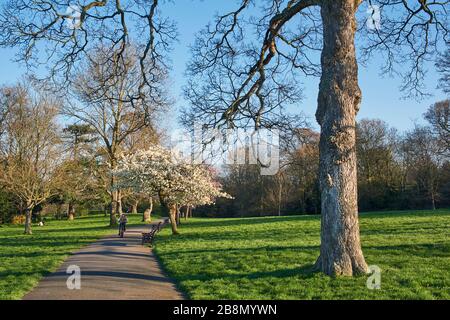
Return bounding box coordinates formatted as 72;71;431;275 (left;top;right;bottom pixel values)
0;214;147;300
154;209;450;300
1;210;448;300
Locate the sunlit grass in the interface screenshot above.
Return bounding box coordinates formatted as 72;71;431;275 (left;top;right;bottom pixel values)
154;209;450;300
0;214;146;300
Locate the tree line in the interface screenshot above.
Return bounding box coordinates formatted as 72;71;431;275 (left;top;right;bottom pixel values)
0;53;230;235
199;100;450;218
0;77;448;231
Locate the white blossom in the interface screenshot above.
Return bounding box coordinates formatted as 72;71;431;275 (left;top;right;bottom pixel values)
113;145;231;207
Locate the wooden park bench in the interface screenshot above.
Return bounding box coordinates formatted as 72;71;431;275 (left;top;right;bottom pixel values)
141;221;164;246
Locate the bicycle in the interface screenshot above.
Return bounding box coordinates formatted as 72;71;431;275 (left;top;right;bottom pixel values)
118;222;126;238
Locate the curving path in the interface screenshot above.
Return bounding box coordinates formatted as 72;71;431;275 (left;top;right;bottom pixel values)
23;222;184;300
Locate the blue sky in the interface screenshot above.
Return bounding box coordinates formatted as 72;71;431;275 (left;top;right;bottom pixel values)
0;1;447;132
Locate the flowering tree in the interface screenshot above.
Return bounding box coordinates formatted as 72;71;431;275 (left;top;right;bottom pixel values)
114;145;230;234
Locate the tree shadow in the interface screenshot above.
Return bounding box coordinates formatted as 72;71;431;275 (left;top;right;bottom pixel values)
32;225;113;234
359;209;450;220
364;243;449;258
158;244;319;257
0;251;63;259
71;250;150;259
48;270;173;283
183;215;318;229
157;228;319;243
175;264;318;282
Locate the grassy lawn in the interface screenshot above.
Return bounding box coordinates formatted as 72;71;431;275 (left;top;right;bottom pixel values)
0;214;146;300
154;209;450;300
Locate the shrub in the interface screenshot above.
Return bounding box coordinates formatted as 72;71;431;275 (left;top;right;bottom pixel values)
11;215;26;225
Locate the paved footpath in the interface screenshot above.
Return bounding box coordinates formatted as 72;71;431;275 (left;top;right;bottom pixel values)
24;222;184;300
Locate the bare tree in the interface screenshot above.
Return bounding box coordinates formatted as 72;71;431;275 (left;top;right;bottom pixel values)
356;119;399;183
356;119;404;210
436;48;450;94
64;48;167;225
424;100;450;153
402;125;444;210
0;82;63;234
182;0;448;276
285;129;320;214
0;0;176;102
62;124;97;159
0;0;447;275
0;91;9;137
59;124;98;220
56;157;99;221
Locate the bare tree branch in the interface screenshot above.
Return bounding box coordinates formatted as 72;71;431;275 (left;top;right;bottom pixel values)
0;0;176;103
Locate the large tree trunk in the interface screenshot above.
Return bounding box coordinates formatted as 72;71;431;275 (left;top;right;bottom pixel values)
159;192;179;235
160;201;179;235
314;0;368;276
67;201;75;221
277;175;282;216
143;197;153;222
56;202;63;220
24;203;34;235
183;206;188;221
429;175;437;210
110;190;118;226
168;204;179;234
132;199;139;214
109;157;119;226
176;204;181;226
430;189;436;210
117;190;123;215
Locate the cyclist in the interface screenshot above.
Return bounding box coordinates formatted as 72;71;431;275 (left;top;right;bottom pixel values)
118;213;128;236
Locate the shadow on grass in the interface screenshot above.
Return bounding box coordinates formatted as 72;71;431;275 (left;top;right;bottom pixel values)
0;248;73;258
180;209;450;230
0;237;102;247
157;228;320;243
182;215;318;229
361;223;449;236
158;244;319;257
0;223;147;248
0;270;52;278
32;222;146;234
359;209;450;220
364;243;449;258
173;264;318;283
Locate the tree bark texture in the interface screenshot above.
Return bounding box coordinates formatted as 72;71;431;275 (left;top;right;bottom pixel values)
164;203;179;235
315;0;368;276
117;190;123;215
143;197;153;222
24;203;33;235
132;200;138;214
67;201;75;221
110;190;119;226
